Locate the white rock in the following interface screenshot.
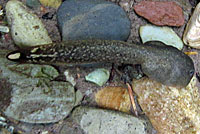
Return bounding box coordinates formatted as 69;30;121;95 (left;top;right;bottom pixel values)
140;24;183;50
5;0;52;48
85;68;110;86
183;2;200;49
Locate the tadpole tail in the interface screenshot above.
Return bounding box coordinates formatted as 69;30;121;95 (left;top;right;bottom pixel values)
6;50;27;62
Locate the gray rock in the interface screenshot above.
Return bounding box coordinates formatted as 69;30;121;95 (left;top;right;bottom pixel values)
0;50;79;123
57;0;131;41
72;106;152;134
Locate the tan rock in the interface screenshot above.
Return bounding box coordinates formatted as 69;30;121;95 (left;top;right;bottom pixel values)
132;77;200;134
183;2;200;49
95;86;131;113
6;0;52;48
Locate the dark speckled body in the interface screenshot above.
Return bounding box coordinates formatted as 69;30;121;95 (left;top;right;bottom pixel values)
7;40;195;87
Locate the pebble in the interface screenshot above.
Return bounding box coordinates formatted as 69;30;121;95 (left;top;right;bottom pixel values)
134;1;184;26
57;0;131;41
95;86;131;113
64;70;76;86
140;24;183;50
5;0;52;48
85;68;110;86
132;76;200;134
0;25;9;33
72;106;152;134
0;50;81;123
183;2;200;49
39;0;62;8
26;0;41;9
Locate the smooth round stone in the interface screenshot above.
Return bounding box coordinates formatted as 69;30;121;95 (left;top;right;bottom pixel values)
6;0;52;48
140;25;183;50
57;0;131;41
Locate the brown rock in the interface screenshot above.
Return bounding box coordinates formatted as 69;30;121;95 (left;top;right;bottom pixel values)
134;1;184;26
95;86;131;113
132;77;200;134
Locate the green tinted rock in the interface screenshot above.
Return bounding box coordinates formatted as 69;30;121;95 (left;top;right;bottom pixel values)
0;50;78;123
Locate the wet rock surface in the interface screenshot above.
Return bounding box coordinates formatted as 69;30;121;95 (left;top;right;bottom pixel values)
57;0;131;41
183;2;200;49
134;1;184;26
132;77;200;134
72;106;153;134
5;0;52;48
0;50;78;123
0;0;199;133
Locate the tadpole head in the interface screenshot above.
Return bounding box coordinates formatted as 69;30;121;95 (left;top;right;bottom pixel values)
141;44;195;87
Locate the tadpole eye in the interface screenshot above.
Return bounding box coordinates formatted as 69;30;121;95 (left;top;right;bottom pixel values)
189;70;195;76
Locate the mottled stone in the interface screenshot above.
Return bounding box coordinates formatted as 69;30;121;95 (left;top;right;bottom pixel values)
0;50;80;123
134;1;184;26
132;77;200;134
72;106;152;134
183;2;200;49
57;0;131;41
5;0;52;48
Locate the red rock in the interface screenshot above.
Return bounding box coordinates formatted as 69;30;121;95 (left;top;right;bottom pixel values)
134;1;184;26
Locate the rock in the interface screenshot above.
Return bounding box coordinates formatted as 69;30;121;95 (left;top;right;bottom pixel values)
95;86;131;113
0;26;9;33
0;50;80;123
26;0;41;8
39;0;62;8
134;1;184;26
57;0;131;41
85;68;110;86
183;2;200;49
132;76;200;134
140;24;183;50
72;106;153;134
64;70;76;86
5;0;52;48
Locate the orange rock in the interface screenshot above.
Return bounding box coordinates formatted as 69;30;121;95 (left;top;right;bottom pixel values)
134;1;184;26
132;77;200;134
95;86;131;113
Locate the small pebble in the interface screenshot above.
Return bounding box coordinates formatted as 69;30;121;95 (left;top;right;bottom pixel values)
26;0;41;8
0;25;9;33
64;70;76;86
5;0;52;48
85;68;110;86
134;1;184;26
57;0;131;41
183;2;200;49
140;24;183;50
39;0;62;8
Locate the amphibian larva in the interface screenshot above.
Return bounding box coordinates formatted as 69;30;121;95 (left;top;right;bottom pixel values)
7;40;195;87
